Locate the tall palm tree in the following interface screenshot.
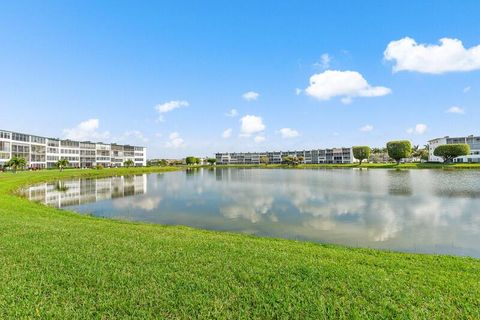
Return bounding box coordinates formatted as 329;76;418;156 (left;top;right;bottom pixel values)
7;156;26;173
56;158;69;172
124;159;134;168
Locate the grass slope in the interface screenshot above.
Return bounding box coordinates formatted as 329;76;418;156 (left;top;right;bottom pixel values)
0;168;479;319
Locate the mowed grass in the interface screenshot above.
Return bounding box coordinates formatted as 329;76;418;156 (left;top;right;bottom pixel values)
0;168;479;319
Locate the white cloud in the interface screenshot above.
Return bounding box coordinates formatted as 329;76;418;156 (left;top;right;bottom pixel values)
384;37;480;74
406;124;428;135
165;132;185;148
225;109;239;117
240;115;265;136
279;128;300;138
305;70;391;103
360;124;374;132
121;130;148;143
254;135;266;143
154;100;189;121
295;88;302;95
63;119;110;141
242;91;259;101
313;53;331;69
446;106;465;114
463;86;471;93
222;128;232;139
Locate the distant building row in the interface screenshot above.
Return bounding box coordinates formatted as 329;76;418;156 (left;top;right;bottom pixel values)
0;129;147;169
428;135;480;163
216;148;354;165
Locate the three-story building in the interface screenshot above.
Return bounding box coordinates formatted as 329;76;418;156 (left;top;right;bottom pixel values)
0;129;147;168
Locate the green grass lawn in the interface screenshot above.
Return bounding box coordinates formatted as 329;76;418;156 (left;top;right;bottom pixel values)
1;168;479;319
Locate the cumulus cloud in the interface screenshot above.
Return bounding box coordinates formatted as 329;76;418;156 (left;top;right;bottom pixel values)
242;91;259;101
240;115;265;136
225;109;239;117
222;128;232;139
279;128;300;138
313;53;331;69
384;37;480;74
406;124;428;135
63;119;110;141
254;135;266;143
305;70;391;103
446;106;465;114
155;100;189;122
121;130;148;144
360;124;374;132
295;88;302;96
165;132;185;148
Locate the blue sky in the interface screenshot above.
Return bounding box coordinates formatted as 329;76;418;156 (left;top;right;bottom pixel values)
0;1;479;158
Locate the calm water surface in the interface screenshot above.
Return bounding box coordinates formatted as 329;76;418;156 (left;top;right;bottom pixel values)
22;168;480;257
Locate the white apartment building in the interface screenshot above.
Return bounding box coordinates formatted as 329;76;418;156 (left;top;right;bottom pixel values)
0;129;147;169
428;135;480;163
216;148;354;165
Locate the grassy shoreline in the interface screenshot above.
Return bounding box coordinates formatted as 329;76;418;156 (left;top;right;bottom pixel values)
209;162;480;169
1;167;479;318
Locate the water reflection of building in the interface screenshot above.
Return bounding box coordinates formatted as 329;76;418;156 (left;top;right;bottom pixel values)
24;175;147;208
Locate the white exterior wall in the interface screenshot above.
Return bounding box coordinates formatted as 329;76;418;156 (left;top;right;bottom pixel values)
427;137;447;162
0;130;12;166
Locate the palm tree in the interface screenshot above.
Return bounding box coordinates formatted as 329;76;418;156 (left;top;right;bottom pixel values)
56;158;69;172
124;159;134;168
7;156;26;173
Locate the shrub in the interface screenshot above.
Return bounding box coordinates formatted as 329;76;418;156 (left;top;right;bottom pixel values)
260;156;269;165
185;156;200;165
96;164;104;170
386;140;412;164
433;144;470;163
352;146;371;165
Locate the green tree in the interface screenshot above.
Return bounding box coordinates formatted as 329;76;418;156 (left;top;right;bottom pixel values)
56;158;70;172
433;144;470;163
352;146;371;165
386;140;412;165
124;159;134;168
282;155;302;166
185;156;199;165
206;158;216;165
260;155;269;165
411;146;428;162
7;156;26;173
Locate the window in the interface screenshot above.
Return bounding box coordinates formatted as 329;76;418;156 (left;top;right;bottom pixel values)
61;140;79;148
0;141;10;152
0;131;11;139
12;133;29;142
48;140;60;147
31;136;46;144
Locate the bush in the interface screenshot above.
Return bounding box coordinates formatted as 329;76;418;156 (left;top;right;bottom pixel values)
96;164;104;170
352;146;371;164
433;144;470;163
386;140;412;164
185;156;200;165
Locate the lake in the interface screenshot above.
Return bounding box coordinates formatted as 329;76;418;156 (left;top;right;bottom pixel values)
21;168;480;257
